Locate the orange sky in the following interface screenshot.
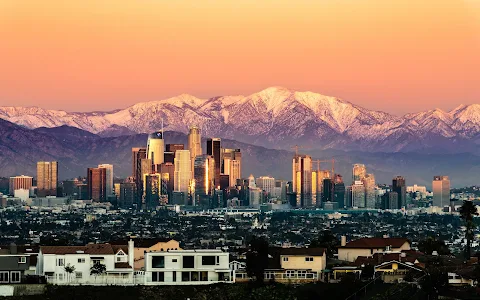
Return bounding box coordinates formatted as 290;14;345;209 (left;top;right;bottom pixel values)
0;0;478;115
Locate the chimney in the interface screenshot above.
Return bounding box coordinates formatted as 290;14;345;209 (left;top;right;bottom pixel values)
10;242;17;255
341;236;347;247
128;239;134;268
383;234;389;238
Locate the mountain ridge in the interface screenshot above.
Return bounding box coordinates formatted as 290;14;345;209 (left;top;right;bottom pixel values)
1;87;479;153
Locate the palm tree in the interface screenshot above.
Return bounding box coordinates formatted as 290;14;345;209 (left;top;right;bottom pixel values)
459;200;478;259
64;264;75;282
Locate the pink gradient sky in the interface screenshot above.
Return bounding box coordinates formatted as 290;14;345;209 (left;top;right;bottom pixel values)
0;0;479;115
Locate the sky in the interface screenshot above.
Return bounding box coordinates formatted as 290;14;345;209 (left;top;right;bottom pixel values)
0;0;479;115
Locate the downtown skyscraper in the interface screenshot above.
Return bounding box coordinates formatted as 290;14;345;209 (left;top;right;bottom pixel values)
98;164;113;197
193;155;215;207
188;125;202;170
432;176;451;208
292;155;312;207
222;148;242;187
392;176;406;209
174;150;192;195
87;167;107;202
206;138;221;188
37;161;58;197
147;131;165;172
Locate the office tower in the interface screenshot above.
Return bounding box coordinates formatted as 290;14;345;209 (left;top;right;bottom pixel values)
147;131;165;172
206;138;221;187
382;191;399;209
273;180;287;202
174;150;192;193
322;178;334;203
406;185;427;198
345;186;353;207
143;173;161;209
119;182;136;208
164;144;184;164
432;176;451;207
9;175;33;195
334;174;346;208
363;173;376;208
292;155;313;207
37;161;58;196
222;148;242;187
132;147;147;179
193;155;215;207
160;163;175;201
87;167;107;202
236;178;250;206
98;164;114;197
249;187;263;208
392;176;406;209
352;164;366;182
256;176;275;198
248;174;256;188
351;182;365;208
188;125;202;170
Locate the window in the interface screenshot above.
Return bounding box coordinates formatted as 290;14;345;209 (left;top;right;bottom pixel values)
183;256;194;268
57;258;65;266
116;257;122;262
200;271;208;281
283;257;289;262
78;258;85;263
92;259;102;265
172;271;177;282
75;272;83;279
286;270;295;278
305;257;314;262
0;272;9;283
18;257;27;264
10;271;21;283
182;272;190;282
152;272;164;282
172;259;177;263
201;256;216;266
191;272;199;281
152;256;165;268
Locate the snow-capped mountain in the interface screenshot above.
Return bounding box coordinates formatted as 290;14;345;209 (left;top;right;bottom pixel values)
1;87;479;153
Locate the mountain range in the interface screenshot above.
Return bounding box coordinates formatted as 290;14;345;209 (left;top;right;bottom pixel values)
1;86;480;153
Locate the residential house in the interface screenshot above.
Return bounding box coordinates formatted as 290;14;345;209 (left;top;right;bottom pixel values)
112;238;182;271
37;241;135;285
0;244;36;284
374;261;423;283
337;237;411;262
235;247;327;283
144;249;231;284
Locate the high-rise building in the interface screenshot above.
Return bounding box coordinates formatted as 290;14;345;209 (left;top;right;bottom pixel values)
292;155;313;207
352;164;366;182
206;138;221;187
132;147;147;178
193;155;215;207
166;144;184;153
9;175;33;195
273;180;287;202
406;185;427;198
334;174;346;208
119;182;136;208
37;161;58;196
174;150;192;194
256;176;275;198
147;131;165;172
87;167;107;202
392;176;406;209
222;148;242;187
188;125;202;171
143;173;161;209
322;178;334;203
432;176;451;208
363;173;376;208
351;181;365;208
382;191;399;209
98;164;113;197
314;169;331;207
159;163;175;202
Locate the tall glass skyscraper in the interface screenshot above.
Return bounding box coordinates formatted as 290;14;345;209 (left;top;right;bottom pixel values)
188;126;202;170
432;176;450;208
194;155;215;207
147;131;165;172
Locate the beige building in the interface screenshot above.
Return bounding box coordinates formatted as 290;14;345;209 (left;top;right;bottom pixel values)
113;239;182;270
187;126;202;171
174;150;192;193
432;175;450;208
37;161;58;196
338;237;411;262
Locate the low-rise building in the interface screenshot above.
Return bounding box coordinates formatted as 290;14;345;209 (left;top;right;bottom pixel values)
338;237;411;262
144;249;231;284
0;244;36;284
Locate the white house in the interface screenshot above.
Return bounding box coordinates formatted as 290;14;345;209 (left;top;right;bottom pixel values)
144;249;231;285
37;241;135;285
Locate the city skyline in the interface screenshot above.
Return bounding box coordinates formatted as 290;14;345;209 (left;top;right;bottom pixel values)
0;0;479;115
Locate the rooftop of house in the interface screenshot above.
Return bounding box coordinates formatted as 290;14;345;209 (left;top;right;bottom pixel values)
353;250;424;266
40;243;127;255
342;238;410;249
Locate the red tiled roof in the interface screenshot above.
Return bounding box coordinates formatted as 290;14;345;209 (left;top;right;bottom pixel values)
112;245;129;255
41;244;115;255
343;238;409;249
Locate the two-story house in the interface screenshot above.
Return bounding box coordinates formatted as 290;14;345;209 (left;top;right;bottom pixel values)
337;237;410;262
144;249;231;284
37;241;134;285
0;244;34;284
111;238;182;271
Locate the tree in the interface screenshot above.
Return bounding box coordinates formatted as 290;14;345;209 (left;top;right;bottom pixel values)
64;264;75;282
460;200;478;259
310;230;339;258
246;236;269;284
418;237;451;255
90;262;106;280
